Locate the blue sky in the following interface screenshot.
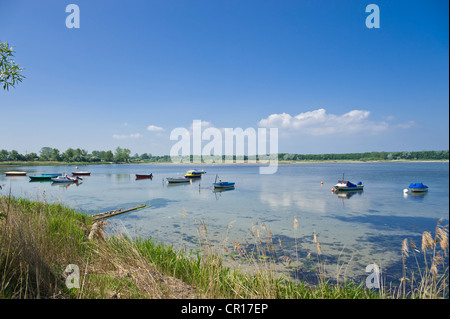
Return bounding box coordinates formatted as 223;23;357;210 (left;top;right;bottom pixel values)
0;0;448;156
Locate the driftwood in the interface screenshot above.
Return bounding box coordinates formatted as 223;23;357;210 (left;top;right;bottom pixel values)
92;204;147;221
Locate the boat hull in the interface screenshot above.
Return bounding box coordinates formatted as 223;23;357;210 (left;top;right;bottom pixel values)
72;172;91;176
29;174;60;181
213;182;235;189
409;187;428;193
136;174;153;179
5;171;27;176
167;178;191;183
334;185;364;191
52;176;80;183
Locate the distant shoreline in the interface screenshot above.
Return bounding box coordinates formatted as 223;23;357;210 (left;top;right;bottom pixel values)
1;159;448;167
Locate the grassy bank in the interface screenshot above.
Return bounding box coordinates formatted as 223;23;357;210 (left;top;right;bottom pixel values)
0;195;448;299
0;161;113;167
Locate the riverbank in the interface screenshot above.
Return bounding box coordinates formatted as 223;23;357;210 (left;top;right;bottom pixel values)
1;195;447;299
0;161;113;167
1;159;448;167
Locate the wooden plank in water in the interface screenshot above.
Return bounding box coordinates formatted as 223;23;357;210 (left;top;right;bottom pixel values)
92;204;147;221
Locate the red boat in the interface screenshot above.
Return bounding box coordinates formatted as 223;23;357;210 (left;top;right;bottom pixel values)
136;173;153;179
72;172;91;176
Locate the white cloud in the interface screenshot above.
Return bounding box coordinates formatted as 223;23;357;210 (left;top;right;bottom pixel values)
112;133;143;139
258;108;389;136
396;121;415;129
147;125;165;132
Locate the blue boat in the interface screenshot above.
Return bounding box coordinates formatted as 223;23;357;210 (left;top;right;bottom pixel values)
214;181;235;189
213;175;235;189
408;182;428;192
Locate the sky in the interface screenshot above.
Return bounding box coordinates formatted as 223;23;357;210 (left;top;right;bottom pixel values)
0;0;448;156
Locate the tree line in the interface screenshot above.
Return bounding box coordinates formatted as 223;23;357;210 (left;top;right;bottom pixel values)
0;147;170;163
0;147;448;163
278;150;449;161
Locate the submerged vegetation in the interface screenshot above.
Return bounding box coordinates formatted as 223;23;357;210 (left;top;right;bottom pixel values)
0;195;448;299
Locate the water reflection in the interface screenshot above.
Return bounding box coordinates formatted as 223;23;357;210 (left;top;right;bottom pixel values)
259;191;329;214
29;180;53;184
51;181;82;189
403;191;428;201
212;187;235;200
335;190;364;200
105;174;131;182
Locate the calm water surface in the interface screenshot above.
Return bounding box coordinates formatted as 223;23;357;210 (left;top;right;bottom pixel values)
1;162;448;282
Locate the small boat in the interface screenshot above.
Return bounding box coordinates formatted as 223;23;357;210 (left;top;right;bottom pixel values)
214;181;235;189
136;173;153;179
72;171;91;176
5;171;27;176
185;170;203;178
213;174;235;189
52;175;82;183
29;174;61;181
408;182;428;193
167;177;191;183
334;174;364;191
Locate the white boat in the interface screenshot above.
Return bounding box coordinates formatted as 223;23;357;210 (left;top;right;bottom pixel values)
5;171;27;176
334;174;364;191
51;175;81;183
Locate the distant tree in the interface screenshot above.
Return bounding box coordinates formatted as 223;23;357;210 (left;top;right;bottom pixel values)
114;147;131;163
7;150;21;161
24;152;39;161
0;149;8;161
0;42;25;91
39;147;53;161
51;148;62;161
104;150;114;162
62;148;75;162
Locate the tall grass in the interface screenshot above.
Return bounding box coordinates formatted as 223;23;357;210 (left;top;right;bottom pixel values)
0;194;92;298
1;194;448;299
394;219;449;298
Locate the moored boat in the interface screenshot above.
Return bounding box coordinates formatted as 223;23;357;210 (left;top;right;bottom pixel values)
5;171;27;176
72;172;91;176
213;174;235;189
408;182;428;192
29;174;61;181
136;173;153;179
334;174;364;191
52;175;82;183
167;177;191;183
213;181;235;189
185;170;203;178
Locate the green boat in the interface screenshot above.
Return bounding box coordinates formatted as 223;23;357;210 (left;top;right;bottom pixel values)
29;174;61;181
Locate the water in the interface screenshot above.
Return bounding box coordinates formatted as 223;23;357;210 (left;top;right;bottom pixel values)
1;162;448;283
